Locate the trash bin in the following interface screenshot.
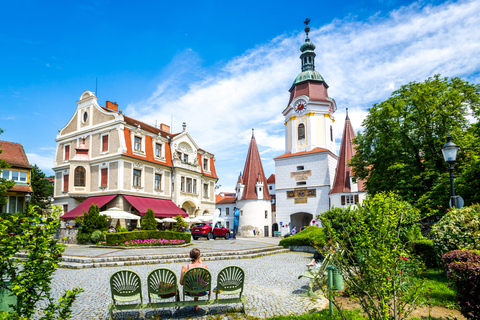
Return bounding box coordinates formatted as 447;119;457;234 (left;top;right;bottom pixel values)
327;266;344;291
0;281;17;312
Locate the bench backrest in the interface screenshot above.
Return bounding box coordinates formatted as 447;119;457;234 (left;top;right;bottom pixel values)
110;269;143;305
147;268;177;303
216;266;245;299
182;267;212;301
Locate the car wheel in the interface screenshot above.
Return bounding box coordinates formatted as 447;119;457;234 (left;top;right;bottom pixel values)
192;236;198;240
207;232;214;240
224;232;230;240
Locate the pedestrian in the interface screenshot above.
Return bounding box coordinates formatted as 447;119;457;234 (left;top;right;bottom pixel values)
291;226;297;235
253;229;256;237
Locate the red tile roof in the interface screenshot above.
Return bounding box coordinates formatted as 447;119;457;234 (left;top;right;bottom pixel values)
274;147;330;159
239;133;271;201
215;194;224;203
267;174;275;184
330;113;365;194
217;197;236;204
8;185;33;193
0;140;31;169
288;81;331;106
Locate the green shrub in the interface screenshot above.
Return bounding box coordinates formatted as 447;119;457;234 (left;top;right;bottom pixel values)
76;204;108;243
409;240;438;268
279;226;327;248
431;204;480;262
141;208;157;231
173;214;188;230
90;230;104;244
105;230;191;246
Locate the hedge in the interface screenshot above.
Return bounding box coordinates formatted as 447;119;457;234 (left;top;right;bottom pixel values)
105;230;191;246
442;250;480;319
279;226;327;248
409;239;439;268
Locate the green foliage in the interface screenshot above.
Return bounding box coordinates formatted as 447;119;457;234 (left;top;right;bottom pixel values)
350;76;480;218
30;164;54;210
267;308;366;320
430;204;480;262
319;192;425;320
413;268;458;309
90;230;104;244
140;208;157;230
173;214;188;230
279;226;328;248
76;204;108;243
0;205;83;319
105;230;191;246
116;226;128;233
409;240;439;268
0;130;15;209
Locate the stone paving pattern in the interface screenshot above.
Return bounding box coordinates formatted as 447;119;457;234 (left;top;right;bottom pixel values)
39;240;327;320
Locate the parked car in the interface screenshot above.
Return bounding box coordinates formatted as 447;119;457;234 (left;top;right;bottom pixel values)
191;222;230;240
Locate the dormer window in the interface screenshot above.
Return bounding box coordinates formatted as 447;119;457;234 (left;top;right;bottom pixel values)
298;123;305;140
203;158;208;171
155;143;162;158
134;136;142;152
183;154;188;163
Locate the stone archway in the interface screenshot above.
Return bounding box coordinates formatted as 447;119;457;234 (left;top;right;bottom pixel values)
272;223;279;237
181;201;196;217
290;212;313;232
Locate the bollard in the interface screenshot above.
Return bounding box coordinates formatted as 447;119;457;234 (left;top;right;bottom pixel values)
327;266;334;316
0;281;17;312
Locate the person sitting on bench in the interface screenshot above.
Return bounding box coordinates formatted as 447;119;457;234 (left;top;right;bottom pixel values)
306;250;324;268
180;248;208;312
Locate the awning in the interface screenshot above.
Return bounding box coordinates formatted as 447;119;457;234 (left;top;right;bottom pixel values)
123;195;188;218
99;207;141;220
61;195;117;220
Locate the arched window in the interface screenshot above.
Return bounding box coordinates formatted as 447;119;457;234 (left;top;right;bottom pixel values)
298;123;305;140
74;166;86;187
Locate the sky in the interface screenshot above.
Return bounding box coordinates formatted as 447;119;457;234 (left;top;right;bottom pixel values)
1;0;480;193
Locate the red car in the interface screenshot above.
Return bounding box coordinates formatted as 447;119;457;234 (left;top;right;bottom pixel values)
191;222;230;240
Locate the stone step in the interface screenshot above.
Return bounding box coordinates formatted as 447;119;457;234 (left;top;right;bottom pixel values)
58;247;290;269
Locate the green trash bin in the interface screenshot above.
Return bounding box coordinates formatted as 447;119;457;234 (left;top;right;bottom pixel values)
327;266;344;291
0;281;17;312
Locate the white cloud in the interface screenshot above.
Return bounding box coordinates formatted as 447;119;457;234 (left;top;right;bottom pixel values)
27;152;55;176
126;0;480;193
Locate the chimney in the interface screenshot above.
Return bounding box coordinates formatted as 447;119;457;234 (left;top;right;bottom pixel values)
106;101;118;111
160;123;170;133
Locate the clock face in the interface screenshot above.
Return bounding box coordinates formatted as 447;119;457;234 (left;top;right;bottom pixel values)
294;100;307;113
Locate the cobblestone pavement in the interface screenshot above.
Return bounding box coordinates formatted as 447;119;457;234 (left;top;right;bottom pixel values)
62;238;276;258
43;251;327;320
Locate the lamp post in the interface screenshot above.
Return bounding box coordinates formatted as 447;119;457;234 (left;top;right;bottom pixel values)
25;192;32;210
441;136;460;208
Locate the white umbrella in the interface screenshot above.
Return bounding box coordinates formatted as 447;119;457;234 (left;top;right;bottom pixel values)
155;218;163;223
185;217;201;223
100;207;141;220
198;215;213;222
161;218;177;223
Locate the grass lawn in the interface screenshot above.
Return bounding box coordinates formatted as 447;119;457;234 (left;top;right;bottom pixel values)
415;268;458;309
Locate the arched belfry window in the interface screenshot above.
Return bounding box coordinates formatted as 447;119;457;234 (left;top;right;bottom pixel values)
74;166;86;187
298;123;305;140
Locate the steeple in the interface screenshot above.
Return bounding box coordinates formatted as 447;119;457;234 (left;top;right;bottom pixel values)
330;112;365;194
239;131;271;201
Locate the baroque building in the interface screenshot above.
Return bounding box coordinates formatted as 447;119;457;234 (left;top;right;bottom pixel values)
53;91;218;223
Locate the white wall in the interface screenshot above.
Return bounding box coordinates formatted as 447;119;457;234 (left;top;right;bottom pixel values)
236;199;272;237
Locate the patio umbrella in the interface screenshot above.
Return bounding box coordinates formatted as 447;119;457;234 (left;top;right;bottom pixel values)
197;215;214;222
99;207;141;220
184;217;201;223
161;218;177;223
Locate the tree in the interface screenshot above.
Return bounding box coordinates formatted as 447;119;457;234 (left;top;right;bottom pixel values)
0;129;15;211
141;208;157;230
173;214;188;231
350;76;480;217
76;204;108;243
0;205;83;319
30;164;54;210
319;192;425;320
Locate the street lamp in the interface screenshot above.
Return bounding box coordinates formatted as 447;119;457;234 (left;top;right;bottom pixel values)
441;136;460;208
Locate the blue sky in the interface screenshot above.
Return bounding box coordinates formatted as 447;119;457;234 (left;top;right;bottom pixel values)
1;0;480;193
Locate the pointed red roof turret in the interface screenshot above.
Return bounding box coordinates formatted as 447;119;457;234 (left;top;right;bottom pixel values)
330;110;365;194
240;130;271;200
237;172;243;184
72;137;90;161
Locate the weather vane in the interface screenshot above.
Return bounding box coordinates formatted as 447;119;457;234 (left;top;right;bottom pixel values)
304;18;311;38
304;18;310;26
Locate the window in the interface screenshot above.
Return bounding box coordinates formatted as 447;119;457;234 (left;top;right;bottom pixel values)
102;135;109;152
133;169;141;187
155;173;162;190
155;143;162;157
74;167;85;187
5;196;24;214
226;207;229;216
226;221;230;229
240;210;243;216
1;170;27;182
63;174;69;192
203;184;208;197
193;179;197;194
134;136;142;152
341;195;359;205
218;208;222;215
64;145;70;160
298;123;305;140
265;210;268;219
186;178;192;193
101;168;108;187
181;177;185;192
63;204;68;214
296;181;307;186
330;125;333;142
183;154;188;163
297;166;304;171
269;186;272;190
83;111;88;123
203;158;208;171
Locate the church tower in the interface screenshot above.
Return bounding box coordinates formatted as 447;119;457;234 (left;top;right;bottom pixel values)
274;19;339;235
283;19;337;154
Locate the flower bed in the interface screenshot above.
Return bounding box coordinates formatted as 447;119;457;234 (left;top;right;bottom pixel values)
116;238;186;247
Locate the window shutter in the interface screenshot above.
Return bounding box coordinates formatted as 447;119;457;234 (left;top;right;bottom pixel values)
341;195;345;205
102;135;109;152
65;145;70;160
63;175;69;191
101;168;108;186
354;195;359;204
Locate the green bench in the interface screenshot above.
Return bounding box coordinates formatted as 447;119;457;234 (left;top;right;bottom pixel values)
108;266;246;319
